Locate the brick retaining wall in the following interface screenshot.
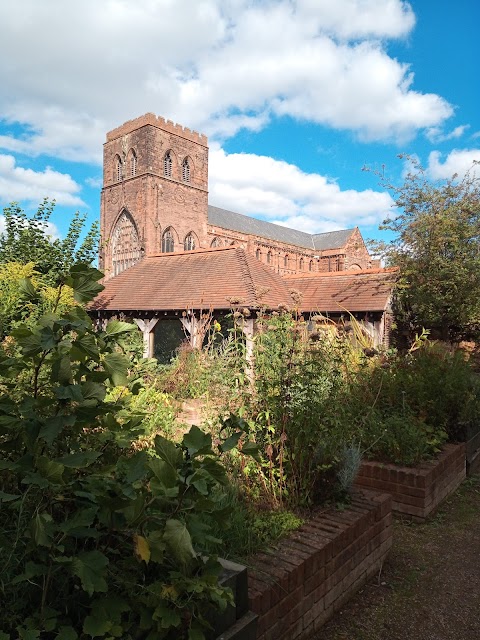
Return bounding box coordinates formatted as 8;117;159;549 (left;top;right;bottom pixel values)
247;491;392;640
355;443;466;521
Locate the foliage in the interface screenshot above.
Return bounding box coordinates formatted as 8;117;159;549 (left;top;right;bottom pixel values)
0;264;254;639
0;262;76;339
370;157;480;340
0;199;99;286
325;340;480;465
240;310;355;508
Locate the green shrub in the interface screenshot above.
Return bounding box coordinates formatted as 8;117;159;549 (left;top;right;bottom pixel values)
0;265;256;640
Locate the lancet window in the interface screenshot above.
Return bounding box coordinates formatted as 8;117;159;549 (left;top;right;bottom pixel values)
162;228;175;253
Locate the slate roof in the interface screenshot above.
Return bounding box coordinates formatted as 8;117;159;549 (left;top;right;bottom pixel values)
284;268;397;313
208;205;354;251
91;247;291;312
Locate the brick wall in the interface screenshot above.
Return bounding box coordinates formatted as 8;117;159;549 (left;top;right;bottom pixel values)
355;443;466;521
248;491;392;640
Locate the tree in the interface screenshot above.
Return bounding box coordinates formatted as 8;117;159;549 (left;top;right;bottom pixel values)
371;157;480;341
0;199;99;285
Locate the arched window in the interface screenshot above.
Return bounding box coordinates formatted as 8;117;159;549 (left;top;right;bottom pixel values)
299;258;304;271
309;260;314;272
162;228;175;253
256;248;261;260
182;157;190;183
284;255;289;268
130;151;137;177
115;156;123;182
164;151;172;178
211;237;220;248
184;233;196;251
111;211;141;276
267;251;272;264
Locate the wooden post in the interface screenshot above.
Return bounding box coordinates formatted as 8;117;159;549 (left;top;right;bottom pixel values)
134;318;159;358
241;318;255;384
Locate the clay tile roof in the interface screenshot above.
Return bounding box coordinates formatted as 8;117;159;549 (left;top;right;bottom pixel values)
91;247;291;312
284;268;397;313
208;205;354;251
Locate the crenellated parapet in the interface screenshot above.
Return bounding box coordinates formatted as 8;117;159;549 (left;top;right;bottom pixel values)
106;113;208;147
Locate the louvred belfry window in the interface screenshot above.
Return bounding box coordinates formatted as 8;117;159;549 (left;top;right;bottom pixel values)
115;156;123;182
182;157;190;183
164;151;172;177
130;151;137;177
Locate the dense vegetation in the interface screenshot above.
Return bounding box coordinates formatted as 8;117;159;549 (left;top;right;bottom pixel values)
2;194;480;638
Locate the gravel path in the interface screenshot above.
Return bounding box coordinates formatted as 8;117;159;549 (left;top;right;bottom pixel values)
315;475;480;640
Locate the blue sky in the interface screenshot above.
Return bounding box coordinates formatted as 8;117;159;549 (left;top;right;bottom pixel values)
0;0;478;246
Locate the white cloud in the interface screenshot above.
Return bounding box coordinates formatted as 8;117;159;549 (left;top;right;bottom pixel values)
427;149;480;180
0;154;85;206
426;124;469;143
209;147;394;232
0;0;452;162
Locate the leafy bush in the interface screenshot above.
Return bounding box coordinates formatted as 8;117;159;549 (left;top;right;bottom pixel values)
0;265;254;639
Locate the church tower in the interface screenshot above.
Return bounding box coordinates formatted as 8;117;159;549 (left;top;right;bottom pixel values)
100;113;209;278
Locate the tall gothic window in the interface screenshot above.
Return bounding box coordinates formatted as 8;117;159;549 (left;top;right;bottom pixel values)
162;228;175;253
164;151;172;177
115;156;123;182
182;157;190;183
130;151;137;177
299;257;304;271
309;260;314;272
256;248;261;260
284;255;289;268
266;251;272;264
111;211;141;276
184;233;196;251
211;237;220;248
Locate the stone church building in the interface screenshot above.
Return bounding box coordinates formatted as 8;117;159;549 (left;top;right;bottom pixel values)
92;113;394;360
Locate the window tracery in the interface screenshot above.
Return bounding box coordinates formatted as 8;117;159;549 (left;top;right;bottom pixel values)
184;233;196;251
111;211;141;276
162;228;175;253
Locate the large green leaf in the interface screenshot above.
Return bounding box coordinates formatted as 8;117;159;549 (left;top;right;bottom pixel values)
37;456;65;484
105;320;137;337
30;512;54;547
152;604;181;629
71;550;108;596
103;352;129;387
148;458;177;488
56;627;79;640
154;435;182;467
183;425;213;457
0;490;21;502
39;414;76;445
66;265;104;304
56;451;102;468
163;519;196;565
51;355;73;384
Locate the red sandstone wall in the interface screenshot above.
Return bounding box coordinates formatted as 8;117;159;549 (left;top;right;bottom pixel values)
101;117;209;277
248;491;392;640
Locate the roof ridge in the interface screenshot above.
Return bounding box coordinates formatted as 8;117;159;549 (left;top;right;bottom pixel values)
236;248;258;306
283;266;398;279
148;246;235;258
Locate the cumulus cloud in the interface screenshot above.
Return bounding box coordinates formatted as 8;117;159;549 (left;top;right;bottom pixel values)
209;147;394;232
0;0;453;162
0;154;84;206
427;149;480;180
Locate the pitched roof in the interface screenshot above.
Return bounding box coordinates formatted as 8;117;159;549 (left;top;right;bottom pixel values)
285;268;397;313
91;247;291;312
208;205;354;251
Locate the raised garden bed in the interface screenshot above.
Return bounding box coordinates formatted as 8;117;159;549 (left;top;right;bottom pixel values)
246;491;392;640
355;443;466;521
